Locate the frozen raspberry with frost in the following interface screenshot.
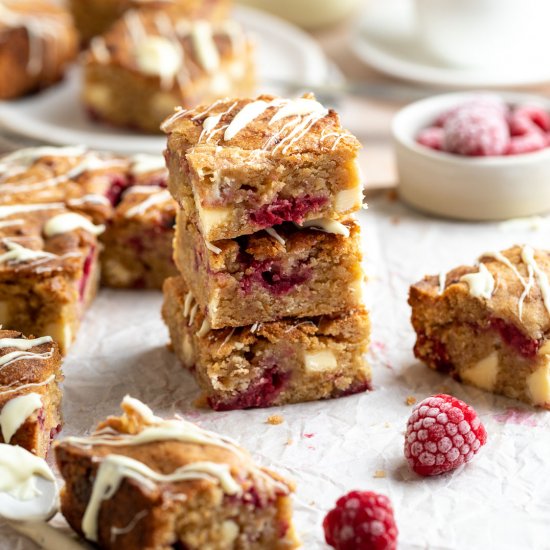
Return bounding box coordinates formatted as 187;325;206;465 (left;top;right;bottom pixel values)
443;106;510;156
404;394;487;476
513;104;550;132
435;94;507;127
323;490;398;550
416;127;444;150
507;131;547;155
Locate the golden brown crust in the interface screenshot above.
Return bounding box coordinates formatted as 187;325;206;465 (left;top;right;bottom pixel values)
0;1;77;99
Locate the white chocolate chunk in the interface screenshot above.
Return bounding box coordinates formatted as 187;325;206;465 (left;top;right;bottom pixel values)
220;520;239;544
134;36;182;81
43;213;105;237
461;351;499;391
0;393;42;443
527;362;550;406
298;218;349;237
304;350;337;372
196;202;231;235
460;264;495;300
335;182;363;212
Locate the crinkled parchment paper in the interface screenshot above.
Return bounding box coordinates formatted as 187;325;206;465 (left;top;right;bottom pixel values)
2;197;550;549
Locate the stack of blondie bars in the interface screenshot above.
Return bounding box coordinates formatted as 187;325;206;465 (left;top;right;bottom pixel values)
161;93;372;410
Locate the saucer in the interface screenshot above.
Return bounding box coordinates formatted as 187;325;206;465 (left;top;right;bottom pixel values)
350;0;550;88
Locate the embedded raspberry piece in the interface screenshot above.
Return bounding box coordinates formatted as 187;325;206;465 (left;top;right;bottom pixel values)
323;490;398;550
404;394;487;476
507;131;547;155
443;107;510;156
416;127;444;150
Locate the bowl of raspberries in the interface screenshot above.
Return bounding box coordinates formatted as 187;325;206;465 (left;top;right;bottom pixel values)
392;92;550;220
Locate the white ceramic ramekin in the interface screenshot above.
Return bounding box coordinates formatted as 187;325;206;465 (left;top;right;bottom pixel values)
392;91;550;221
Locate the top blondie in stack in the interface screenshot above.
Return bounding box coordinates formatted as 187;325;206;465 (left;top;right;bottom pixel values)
161;93;371;410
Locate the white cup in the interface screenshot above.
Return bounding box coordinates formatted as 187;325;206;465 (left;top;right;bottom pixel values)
416;0;550;68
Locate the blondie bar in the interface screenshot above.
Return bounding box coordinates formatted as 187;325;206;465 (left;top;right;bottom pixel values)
83;9;255;133
410;245;550;408
0;0;77;99
69;0;231;44
55;396;298;549
175;210;365;327
162;276;371;410
162;94;363;241
101;184;178;288
0;330;63;458
0;203;103;353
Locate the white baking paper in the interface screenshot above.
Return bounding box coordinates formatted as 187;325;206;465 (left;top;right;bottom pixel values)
2;196;550;549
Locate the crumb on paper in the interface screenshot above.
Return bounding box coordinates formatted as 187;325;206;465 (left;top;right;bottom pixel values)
266;414;284;425
286;438;293;446
384;422;391;428
192;394;209;409
405;395;417;406
391;216;401;225
386;189;398;202
373;470;386;478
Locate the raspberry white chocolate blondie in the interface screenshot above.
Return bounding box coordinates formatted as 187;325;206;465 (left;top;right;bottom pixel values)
69;0;231;44
101;185;178;288
162;276;371;410
55;396;298;549
83;9;255;133
0;204;103;354
0;330;63;458
0;0;78;99
410;245;550;408
162;94;363;241
175;210;365;328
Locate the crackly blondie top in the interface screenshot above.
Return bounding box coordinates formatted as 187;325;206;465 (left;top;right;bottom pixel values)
87;8;251;89
0;203;103;277
55;396;297;548
0;147;168;216
411;245;550;342
162;93;361;156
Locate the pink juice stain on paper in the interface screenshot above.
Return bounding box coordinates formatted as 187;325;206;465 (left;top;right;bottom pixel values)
494;408;538;427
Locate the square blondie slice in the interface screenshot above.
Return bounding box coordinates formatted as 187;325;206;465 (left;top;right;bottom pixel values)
0;203;104;353
175;210;365;328
55;396;299;550
162;93;363;241
162;276;371;410
410;245;550;408
0;1;77;99
0;330;63;458
83;10;255;133
101;185;178;288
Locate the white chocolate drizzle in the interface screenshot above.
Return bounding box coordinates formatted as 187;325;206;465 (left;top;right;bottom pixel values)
460;263;495;300
438;272;446;295
67;194;111;207
183;292;194;317
43;213;105;237
0;374;55;398
0;347;54;371
90;36;111;64
521;246;550;317
0;443;55;501
265;227;285;246
296;218;349;237
0;203;64;219
82;454;240;542
205;241;222;254
0;393;42;443
130;154;166;175
196;318;211;338
0;335;52;350
191;20;220;73
125;190;172;218
0;241;57;266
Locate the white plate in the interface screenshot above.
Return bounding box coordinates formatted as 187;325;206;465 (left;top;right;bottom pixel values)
0;6;331;155
350;0;550;89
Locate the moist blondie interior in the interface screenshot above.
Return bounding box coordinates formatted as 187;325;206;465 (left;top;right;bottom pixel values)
0;0;77;99
0;204;103;353
162;94;363;241
101;185;177;288
410;245;550;408
162;276;371;410
0;330;63;457
83;10;255;133
55;396;299;550
174;210;365;327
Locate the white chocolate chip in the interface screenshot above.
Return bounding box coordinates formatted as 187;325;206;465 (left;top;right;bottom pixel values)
461;351;499;391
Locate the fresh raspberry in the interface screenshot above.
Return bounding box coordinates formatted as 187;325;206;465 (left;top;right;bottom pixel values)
323;491;398;550
507;131;547;155
416;127;444;150
513;104;550;132
404;394;487;476
443;106;510;156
